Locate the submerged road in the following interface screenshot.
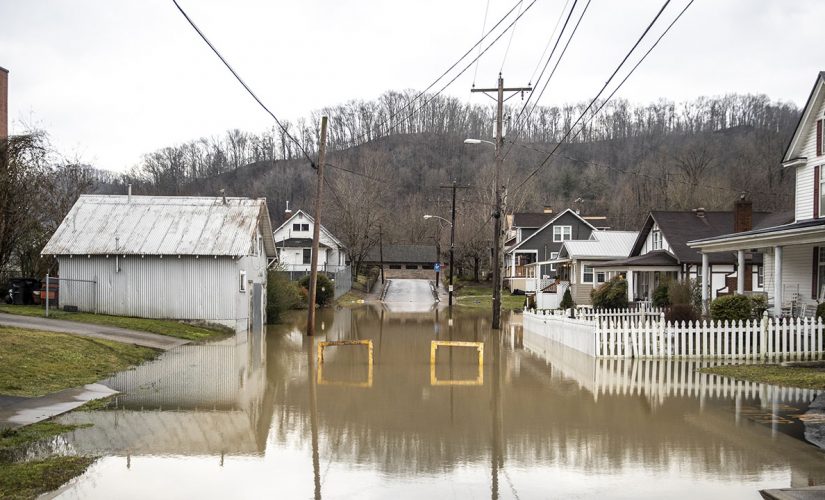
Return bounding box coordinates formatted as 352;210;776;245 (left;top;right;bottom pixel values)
382;279;437;312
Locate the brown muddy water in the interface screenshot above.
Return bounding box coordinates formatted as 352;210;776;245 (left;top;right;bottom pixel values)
47;306;825;499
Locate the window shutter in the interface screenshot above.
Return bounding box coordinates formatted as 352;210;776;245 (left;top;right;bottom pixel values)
815;165;821;218
818;119;823;156
814;247;820;298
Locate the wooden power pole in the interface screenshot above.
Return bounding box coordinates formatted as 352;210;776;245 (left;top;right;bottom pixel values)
439;181;470;307
471;74;531;330
307;115;328;336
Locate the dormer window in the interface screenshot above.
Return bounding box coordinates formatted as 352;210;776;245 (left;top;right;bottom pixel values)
652;229;662;250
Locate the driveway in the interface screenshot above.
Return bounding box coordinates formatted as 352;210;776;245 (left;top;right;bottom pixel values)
382;279;437;313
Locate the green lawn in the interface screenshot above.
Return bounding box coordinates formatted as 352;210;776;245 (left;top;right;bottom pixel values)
0;326;158;397
0;422;90;456
700;364;825;390
0;456;95;500
0;304;229;342
454;282;526;311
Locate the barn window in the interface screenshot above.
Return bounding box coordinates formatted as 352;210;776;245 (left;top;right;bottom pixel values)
239;271;247;292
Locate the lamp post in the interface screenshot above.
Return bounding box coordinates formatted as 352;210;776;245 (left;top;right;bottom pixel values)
424;214;454;306
464;137;503;329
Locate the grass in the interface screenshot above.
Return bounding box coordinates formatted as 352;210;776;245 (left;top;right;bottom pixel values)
700;364;825;390
0;304;229;341
454;281;526;311
0;422;91;454
0;326;158;397
0;456;95;499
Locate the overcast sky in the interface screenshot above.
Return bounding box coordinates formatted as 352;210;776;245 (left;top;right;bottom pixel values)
1;0;822;172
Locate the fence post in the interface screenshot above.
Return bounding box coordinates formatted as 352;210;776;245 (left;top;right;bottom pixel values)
760;311;768;360
45;274;50;318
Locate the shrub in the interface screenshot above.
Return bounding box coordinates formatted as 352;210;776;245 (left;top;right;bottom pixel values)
266;271;304;323
559;288;575;310
666;303;698;323
710;295;752;322
298;274;334;306
750;294;768;317
667;279;694;306
652;282;670;307
590;276;627;309
817;302;825;322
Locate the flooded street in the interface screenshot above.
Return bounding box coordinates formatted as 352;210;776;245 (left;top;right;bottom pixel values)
50;305;825;499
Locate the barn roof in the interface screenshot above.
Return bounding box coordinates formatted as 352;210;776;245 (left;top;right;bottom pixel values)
42;195;277;257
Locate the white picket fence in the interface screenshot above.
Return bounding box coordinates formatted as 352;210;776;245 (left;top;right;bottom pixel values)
523;308;825;360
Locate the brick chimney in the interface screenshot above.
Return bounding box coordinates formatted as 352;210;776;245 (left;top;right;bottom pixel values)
0;66;7;141
734;194;753;232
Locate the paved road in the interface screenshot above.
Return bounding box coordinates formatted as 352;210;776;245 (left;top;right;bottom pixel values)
0;313;188;350
382;279;436;312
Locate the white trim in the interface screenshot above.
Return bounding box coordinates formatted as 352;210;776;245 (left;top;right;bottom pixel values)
507;208;598;253
784;75;825;164
273;209;346;249
553;225;572;242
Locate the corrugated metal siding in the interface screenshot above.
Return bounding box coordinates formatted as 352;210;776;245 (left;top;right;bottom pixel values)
58;256;241;321
763;245;816;300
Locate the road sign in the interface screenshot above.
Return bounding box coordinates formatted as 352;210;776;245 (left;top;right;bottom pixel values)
434;263;441;272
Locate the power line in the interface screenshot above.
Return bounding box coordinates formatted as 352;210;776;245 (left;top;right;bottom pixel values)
512;0;681;192
500;0;525;72
473;0;492;87
171;0;316;167
527;0;572;86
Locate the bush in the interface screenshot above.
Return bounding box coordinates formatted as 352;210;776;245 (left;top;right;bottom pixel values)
267;272;303;323
667;279;695;307
652;282;670;308
817;302;825;322
710;295;752;322
298;274;334;306
666;303;698;323
750;294;768;317
590;276;627;309
559;288;575;310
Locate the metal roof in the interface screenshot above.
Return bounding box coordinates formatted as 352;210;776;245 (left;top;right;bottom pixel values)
42;195;277;257
559;231;638;259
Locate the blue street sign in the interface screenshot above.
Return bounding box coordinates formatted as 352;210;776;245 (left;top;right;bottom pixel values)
434;263;441;272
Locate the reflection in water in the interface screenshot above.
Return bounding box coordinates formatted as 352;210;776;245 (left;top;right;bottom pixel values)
52;306;825;499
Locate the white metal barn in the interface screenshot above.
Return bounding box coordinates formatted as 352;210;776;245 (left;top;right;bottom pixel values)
41;195;277;331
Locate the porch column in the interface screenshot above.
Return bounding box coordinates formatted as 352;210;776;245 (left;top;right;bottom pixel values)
773;246;783;317
736;250;745;295
510;255;516;278
701;253;709;315
627;271;635;302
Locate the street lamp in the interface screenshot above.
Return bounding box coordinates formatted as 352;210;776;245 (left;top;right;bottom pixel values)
424;214;456;306
465;136;503;329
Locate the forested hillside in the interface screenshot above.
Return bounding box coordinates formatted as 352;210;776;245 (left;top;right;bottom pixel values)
96;91;798;273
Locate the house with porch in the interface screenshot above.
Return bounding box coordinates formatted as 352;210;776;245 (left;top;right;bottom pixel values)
595;204;772;304
273;209;348;275
688;71;825;316
504;208;599;292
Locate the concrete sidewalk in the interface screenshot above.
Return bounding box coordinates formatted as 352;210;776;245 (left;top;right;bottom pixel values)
0;313;188;350
0;383;118;428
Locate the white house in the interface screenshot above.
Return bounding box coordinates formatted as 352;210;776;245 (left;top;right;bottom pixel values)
273;209;348;274
41;195;277;331
688;72;825;316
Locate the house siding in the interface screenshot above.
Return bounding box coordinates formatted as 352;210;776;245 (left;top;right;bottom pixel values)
509;212;594;258
795;89;825;221
639;222;672;254
763;245;815;300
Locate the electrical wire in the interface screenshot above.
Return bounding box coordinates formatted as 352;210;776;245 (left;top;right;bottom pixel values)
512;0;680;192
171;0;315;167
500;0;525;72
527;0;572;86
472;0;492;87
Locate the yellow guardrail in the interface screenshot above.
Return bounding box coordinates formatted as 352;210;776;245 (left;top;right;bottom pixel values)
429;340;484;386
317;340;374;388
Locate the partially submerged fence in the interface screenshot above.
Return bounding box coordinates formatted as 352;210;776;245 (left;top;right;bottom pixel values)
523;307;825;360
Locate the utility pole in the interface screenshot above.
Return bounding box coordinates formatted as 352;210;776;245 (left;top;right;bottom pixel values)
472;74;531;329
307;115;328;336
439;181;470;307
379;225;385;284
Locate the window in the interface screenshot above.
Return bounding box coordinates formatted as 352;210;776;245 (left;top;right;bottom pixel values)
389;265;402;270
583;265;594;284
301;224;310;231
758;265;764;288
652;229;662;250
596;270;607;284
549;251;559;271
553;225;572;242
302;248;311;264
239;271;247;292
293;223;301;231
405;265;418;270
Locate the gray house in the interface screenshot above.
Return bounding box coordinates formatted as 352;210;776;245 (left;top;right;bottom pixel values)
504;208;598;291
41;195;277;331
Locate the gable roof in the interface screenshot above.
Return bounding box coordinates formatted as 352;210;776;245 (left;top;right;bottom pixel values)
508;208;598;253
273;209;345;249
364;244;437;264
783;71;825;164
42;195;277;257
629;210;772;265
594;250;681;268
558;231;638;260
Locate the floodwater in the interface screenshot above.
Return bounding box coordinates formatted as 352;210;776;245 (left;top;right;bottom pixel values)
49;305;825;499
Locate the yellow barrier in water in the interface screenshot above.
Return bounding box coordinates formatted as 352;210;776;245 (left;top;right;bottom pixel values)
317;340;374;388
430;340;484;386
